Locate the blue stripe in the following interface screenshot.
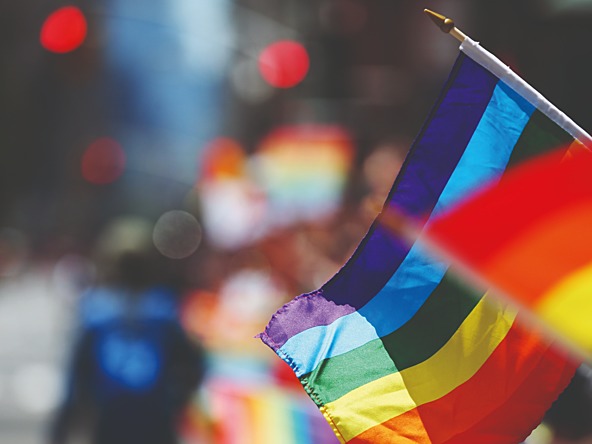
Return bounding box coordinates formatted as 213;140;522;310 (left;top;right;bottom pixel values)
321;54;499;309
280;312;378;377
280;80;535;376
359;80;535;335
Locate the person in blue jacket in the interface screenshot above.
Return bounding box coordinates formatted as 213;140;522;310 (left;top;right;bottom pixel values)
49;219;205;444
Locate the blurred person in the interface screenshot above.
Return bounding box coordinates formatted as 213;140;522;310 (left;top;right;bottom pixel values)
48;217;205;444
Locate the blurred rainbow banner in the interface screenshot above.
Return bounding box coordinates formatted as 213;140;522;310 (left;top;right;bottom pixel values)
425;146;592;359
260;37;590;442
207;380;339;444
182;377;340;444
254;124;354;224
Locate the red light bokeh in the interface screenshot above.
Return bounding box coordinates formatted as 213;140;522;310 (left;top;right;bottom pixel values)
258;41;310;89
81;137;126;185
40;6;87;54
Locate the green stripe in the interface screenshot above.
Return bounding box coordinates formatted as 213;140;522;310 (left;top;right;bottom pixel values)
301;336;396;406
383;273;481;369
507;109;575;167
301;274;481;405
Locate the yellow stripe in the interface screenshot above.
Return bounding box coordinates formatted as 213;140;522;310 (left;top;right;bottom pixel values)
324;293;516;441
537;261;592;353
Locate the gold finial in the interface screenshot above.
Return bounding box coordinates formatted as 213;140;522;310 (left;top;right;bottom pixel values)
423;9;467;43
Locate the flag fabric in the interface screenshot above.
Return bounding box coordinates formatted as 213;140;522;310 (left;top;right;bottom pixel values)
259;36;589;443
424;145;592;360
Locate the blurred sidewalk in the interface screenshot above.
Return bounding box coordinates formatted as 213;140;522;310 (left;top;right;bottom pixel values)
0;262;80;444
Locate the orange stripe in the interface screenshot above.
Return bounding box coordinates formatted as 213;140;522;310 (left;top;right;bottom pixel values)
483;202;592;305
562;139;588;160
350;319;576;443
349;408;430;444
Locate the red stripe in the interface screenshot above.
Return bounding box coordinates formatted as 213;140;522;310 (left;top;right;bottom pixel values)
443;358;575;444
350;318;577;443
426;147;592;268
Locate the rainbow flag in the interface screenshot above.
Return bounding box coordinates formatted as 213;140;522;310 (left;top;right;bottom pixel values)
259;36;590;443
424;145;592;360
205;380;340;444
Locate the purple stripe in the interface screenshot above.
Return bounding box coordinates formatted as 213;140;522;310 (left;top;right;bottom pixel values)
322;54;498;308
259;290;356;351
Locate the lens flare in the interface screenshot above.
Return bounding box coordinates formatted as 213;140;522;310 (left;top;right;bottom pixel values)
153;210;202;259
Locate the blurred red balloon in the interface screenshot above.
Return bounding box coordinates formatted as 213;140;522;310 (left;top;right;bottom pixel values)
258;40;310;88
40;6;87;53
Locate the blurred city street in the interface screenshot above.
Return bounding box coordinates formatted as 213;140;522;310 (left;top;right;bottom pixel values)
0;264;77;443
2;0;592;443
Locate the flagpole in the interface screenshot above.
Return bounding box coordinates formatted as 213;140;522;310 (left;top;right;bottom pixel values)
424;9;467;43
424;9;592;145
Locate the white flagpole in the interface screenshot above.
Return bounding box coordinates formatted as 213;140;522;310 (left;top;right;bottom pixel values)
424;9;592;145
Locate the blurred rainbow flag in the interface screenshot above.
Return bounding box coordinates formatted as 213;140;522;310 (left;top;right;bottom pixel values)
425;145;592;360
259;35;591;442
180;373;340;444
205;379;340;444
